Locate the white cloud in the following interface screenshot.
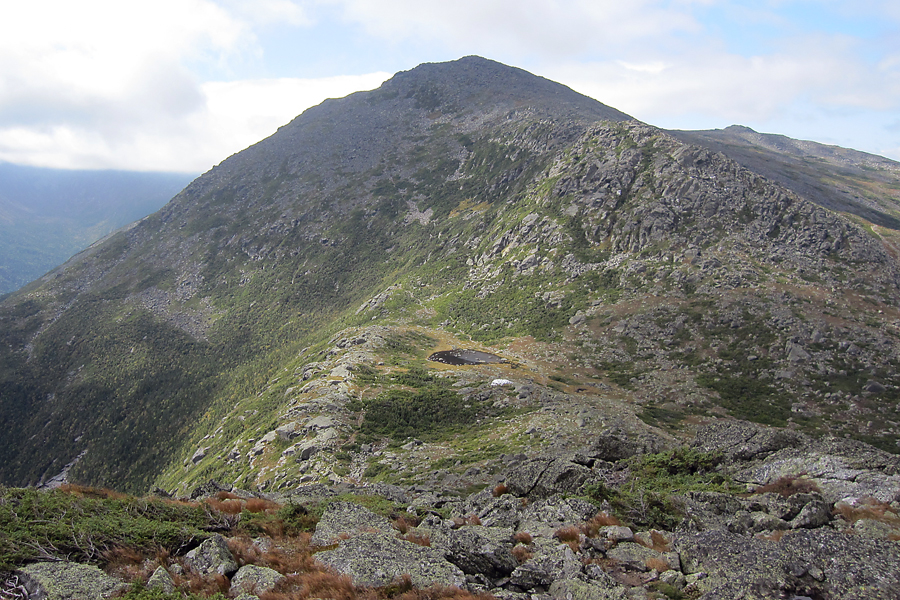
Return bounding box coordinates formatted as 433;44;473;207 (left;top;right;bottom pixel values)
330;0;702;58
0;73;390;172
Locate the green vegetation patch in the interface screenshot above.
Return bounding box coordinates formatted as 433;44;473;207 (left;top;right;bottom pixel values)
0;487;209;570
357;387;483;441
585;448;737;530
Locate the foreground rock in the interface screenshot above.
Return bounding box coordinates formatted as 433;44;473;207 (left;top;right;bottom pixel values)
18;562;125;600
315;532;467;588
677;528;900;599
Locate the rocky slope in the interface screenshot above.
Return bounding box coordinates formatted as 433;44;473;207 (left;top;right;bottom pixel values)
1;56;900;503
4;420;899;600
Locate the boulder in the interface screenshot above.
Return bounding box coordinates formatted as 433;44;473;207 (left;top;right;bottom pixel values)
675;527;900;599
18;561;126;600
146;566;176;593
434;526;518;578
508;542;583;591
315;532;466;588
503;458;596;500
230;565;285;596
184;534;238;576
310;501;394;546
548;577;628;600
691;420;807;461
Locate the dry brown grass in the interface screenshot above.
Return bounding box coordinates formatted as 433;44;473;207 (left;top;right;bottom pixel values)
634;531;671;553
58;483;128;500
645;556;670;573
553;526;582;553
758;529;787;542
492;484;508;497
247;497;281;513
512;531;532;545
206;497;244;514
580;512;623;538
754;475;821;497
403;532;431;547
511;545;533;564
833;497;900;526
393;516;420;535
451;514;482;529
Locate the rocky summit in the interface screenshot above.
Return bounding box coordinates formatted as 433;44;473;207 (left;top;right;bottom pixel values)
1;56;900;599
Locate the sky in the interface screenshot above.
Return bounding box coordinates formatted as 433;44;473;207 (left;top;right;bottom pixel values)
0;0;898;174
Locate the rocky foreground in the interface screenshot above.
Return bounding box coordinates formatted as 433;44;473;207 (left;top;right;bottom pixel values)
4;420;900;600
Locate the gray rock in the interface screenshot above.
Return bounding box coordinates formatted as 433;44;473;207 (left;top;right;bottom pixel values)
606;542;679;572
504;458;596;500
230;565;285;596
184;534;238;576
789;498;832;529
146;566;176;593
436;526;518;578
691;420;807;461
548;577;628;600
676;527;900;599
508;542;583;591
315;532;466;588
18;562;126;600
311;501;394;546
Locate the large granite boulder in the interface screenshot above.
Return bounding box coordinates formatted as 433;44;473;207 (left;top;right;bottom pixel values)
314;532;466;588
230;564;285;596
675;527;900;599
184;534;239;576
503;458;596;500
310;501;394;546
18;562;125;600
431;526;518;579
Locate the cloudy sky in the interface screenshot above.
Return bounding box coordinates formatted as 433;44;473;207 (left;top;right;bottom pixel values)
1;0;898;173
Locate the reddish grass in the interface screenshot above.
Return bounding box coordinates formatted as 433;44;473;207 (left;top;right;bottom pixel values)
403;532;431;547
634;531;672;553
758;529;787;542
492;484;508;497
754;475;821;497
580;512;623;537
450;514;482;529
393;516;420;535
511;545;533;564
512;531;532;545
58;483;128;500
645;556;670;573
206;497;244;514
553;526;581;542
215;491;241;500
247;497;281;513
833;497;900;526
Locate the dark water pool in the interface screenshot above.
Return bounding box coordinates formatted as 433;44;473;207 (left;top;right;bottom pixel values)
428;349;506;365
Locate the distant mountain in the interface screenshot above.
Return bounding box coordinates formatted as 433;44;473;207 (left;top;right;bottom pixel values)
1;56;900;499
670;125;900;229
0;163;196;294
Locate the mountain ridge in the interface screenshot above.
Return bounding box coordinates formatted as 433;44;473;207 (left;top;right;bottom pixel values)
1;56;900;501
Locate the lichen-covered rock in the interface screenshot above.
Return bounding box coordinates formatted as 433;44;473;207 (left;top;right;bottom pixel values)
146;566;176;593
18;561;126;600
691;420;807;461
548;577;628;600
230;564;285;596
310;501;394;546
433;526;518;578
184;534;239;576
314;532;466;588
503;458;596;500
606;542;679;572
518;495;597;538
675;527;900;599
508;542;583;591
